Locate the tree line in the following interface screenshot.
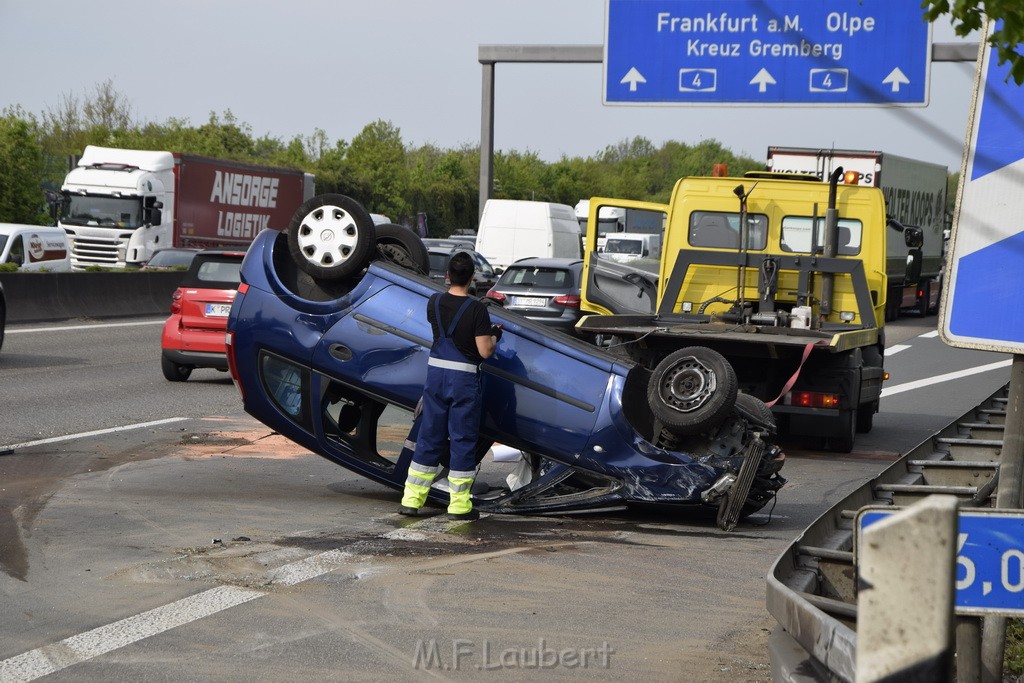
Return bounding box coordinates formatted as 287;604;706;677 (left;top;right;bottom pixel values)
0;81;762;237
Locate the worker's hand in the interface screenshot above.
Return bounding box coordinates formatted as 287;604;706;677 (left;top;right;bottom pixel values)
490;323;503;341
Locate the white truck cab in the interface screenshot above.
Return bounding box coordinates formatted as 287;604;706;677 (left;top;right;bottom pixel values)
0;224;72;272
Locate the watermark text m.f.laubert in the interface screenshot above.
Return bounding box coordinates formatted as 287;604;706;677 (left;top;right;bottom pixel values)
413;638;614;671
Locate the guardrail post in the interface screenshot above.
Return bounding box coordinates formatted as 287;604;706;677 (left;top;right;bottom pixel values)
856;495;958;683
980;354;1024;682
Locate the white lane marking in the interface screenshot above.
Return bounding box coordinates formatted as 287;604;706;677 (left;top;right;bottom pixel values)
881;359;1012;398
885;344;911;356
7;320;164;334
0;550;354;682
1;418;188;451
921;330;940;338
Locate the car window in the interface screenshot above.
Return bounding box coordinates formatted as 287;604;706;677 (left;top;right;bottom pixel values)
183;257;243;288
689;211;768;250
197;260;241;284
605;239;642;255
149;250;196;268
502;266;573;289
471;253;493;276
428;252;448;274
780;216;863;256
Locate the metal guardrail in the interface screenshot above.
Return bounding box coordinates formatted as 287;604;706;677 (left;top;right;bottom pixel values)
767;384;1011;681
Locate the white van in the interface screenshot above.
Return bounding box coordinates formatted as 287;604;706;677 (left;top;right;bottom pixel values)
0;224;72;272
602;234;662;263
476;199;582;272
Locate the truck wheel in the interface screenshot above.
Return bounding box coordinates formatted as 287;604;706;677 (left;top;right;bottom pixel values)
373;224;429;275
827;410;856;453
734;392;776;434
856;400;877;433
916;280;930;317
287;194;376;281
928;280;942;315
647;347;737;435
884;295;899;322
161;354;192;382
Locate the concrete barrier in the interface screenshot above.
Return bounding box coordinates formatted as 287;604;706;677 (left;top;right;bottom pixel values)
0;271;186;323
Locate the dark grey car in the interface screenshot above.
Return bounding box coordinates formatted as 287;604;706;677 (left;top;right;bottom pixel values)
427;246;498;296
486;257;584;332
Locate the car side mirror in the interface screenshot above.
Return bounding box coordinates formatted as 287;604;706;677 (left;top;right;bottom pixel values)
493;267;504;276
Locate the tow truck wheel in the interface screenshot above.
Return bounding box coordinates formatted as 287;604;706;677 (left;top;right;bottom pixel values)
287;194;377;281
373;223;429;275
828;410;857;453
647;347;737;435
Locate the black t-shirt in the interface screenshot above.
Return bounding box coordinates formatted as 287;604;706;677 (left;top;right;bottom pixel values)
426;293;492;364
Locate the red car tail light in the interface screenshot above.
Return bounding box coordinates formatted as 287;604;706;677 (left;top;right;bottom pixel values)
487;290;506;302
169;288;183;314
554;294;581;308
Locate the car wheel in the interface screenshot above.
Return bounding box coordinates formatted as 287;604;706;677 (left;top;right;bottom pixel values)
287;194;376;281
161;354;192;382
733;392;776;434
647;347;738;435
373;223;429;275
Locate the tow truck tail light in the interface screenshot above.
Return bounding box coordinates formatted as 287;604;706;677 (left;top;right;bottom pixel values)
225;330;244;401
169;288;183;314
785;391;841;409
554;294;581;308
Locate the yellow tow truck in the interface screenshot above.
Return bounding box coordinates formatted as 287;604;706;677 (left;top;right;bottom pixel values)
577;169;908;452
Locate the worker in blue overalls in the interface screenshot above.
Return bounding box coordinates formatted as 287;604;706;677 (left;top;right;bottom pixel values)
400;251;501;519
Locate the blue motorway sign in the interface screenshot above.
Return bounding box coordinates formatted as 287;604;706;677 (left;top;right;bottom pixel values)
940;20;1024;354
604;0;931;105
859;508;1024;616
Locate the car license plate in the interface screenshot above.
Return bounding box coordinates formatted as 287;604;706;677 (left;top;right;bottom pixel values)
512;296;546;307
205;303;232;317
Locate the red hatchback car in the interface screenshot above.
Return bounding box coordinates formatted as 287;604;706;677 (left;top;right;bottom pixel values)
160;251;246;381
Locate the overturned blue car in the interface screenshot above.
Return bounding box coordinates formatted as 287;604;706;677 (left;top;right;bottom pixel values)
226;195;785;530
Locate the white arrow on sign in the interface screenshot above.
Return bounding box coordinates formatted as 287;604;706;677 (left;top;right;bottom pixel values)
620;67;646;92
750;68;776;93
883;67;910;92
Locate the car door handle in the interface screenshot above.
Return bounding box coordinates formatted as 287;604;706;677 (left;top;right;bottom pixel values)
329;344;353;361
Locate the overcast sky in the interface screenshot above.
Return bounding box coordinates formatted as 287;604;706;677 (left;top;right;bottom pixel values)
0;1;979;173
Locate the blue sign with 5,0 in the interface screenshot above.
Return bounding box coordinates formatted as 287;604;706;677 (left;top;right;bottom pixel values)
859;508;1024;616
604;0;932;105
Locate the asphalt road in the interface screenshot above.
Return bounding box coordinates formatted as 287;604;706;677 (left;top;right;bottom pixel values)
0;313;1012;681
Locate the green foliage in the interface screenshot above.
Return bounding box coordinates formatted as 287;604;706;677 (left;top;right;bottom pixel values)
0;108;49;224
922;0;1024;84
0;262;19;273
11;80;774;237
1006;619;1024;675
